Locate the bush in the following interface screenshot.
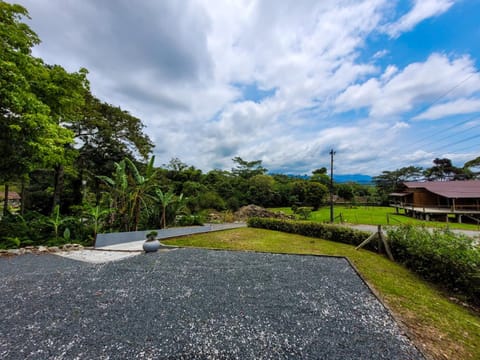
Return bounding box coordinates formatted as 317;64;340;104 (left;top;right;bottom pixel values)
387;225;480;304
294;207;312;220
247;217;374;249
175;214;204;227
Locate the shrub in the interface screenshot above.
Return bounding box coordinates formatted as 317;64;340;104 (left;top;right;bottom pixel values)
387;225;480;304
247;217;374;250
294;207;312;220
175;214;204;227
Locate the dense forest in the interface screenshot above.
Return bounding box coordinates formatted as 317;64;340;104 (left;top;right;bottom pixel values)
1;2;479;249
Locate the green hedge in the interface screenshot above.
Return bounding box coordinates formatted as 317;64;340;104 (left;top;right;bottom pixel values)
387;225;480;305
247;217;374;250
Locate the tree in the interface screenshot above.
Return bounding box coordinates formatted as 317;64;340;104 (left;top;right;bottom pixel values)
424;158;455;181
311;167;330;186
336;183;355;202
0;2;79;213
373;166;423;198
423;158;470;181
247;174;277;207
231;157;267;179
0;3;103;212
74;94;154;205
304;182;328;210
464;156;480;179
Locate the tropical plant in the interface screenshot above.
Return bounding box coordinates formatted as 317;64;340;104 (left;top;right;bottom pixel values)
46;205;73;241
155;189;176;229
98;159;129;230
83;203;111;239
124;157;158;231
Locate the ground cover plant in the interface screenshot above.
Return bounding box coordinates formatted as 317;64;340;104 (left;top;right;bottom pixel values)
271;205;480;231
164;227;480;360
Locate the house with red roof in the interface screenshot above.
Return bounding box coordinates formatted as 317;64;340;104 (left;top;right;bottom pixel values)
0;191;21;208
390;181;480;223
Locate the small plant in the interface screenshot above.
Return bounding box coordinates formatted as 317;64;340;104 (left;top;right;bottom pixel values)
294;207;312;220
146;230;158;241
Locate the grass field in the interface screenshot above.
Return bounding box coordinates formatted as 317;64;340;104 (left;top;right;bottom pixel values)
165;227;480;360
271;205;480;231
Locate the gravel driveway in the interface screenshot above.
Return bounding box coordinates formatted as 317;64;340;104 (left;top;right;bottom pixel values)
0;249;424;359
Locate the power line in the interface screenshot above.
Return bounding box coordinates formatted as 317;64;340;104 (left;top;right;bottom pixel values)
414;119;480;150
400;114;479;151
429;133;480;154
419;72;478;112
392;71;479;152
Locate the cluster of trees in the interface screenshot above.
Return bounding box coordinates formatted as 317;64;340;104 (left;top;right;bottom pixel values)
373;157;480;200
6;2;478;249
1;2;378;248
0;2;154;246
1;2;152;213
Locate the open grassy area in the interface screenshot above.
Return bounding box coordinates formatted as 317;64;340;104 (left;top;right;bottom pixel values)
165;227;480;360
271;205;480;231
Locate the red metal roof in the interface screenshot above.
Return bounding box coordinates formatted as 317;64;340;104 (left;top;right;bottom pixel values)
0;191;21;200
403;181;480;199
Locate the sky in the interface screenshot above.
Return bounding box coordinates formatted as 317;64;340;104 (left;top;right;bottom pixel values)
15;0;480;176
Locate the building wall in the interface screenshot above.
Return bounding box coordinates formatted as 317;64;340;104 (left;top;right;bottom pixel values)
411;188;439;207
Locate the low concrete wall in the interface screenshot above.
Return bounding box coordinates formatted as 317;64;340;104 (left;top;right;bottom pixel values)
95;223;246;248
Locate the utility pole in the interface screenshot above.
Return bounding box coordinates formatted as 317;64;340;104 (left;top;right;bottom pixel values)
329;149;335;223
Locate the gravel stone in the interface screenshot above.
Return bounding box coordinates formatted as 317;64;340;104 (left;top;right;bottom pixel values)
0;249;424;359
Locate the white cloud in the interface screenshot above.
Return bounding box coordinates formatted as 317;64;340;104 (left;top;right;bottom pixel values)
335;53;480;118
385;0;455;38
413;98;480;120
14;0;476;175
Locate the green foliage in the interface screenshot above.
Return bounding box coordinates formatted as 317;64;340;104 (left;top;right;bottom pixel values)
45;205;74;240
155;188;176;228
231;157;267;179
387;225;480;304
195;191;226;211
98;157;158;231
175;214;204;226
294;207;312;220
247;217;373;249
81;203;110;239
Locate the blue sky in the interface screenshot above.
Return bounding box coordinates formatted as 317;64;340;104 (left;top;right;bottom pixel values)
17;0;480;175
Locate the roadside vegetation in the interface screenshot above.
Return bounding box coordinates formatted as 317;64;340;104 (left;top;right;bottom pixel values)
164;227;480;360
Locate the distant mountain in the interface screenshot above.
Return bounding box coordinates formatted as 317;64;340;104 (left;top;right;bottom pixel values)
334;174;373;184
274;173;373;184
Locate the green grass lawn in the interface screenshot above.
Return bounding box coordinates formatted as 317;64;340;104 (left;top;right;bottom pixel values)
165;227;480;360
271;205;480;231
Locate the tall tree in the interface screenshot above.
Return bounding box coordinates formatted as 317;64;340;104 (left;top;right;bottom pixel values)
75;94;153;201
231;157;267;179
464;156;480;179
373;166;423;198
0;2;77;212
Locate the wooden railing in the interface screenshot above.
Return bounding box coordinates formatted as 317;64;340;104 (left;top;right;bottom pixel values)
389;202;480;212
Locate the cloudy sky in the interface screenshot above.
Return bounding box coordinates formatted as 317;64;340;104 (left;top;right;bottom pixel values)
16;0;480;175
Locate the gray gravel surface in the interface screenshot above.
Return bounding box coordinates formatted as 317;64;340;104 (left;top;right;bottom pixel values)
0;249;424;359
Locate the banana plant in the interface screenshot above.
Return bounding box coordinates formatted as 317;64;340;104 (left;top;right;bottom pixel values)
125;156;158;231
97;159;128;229
155;189;176;229
83;203;111;239
47;205;74;241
